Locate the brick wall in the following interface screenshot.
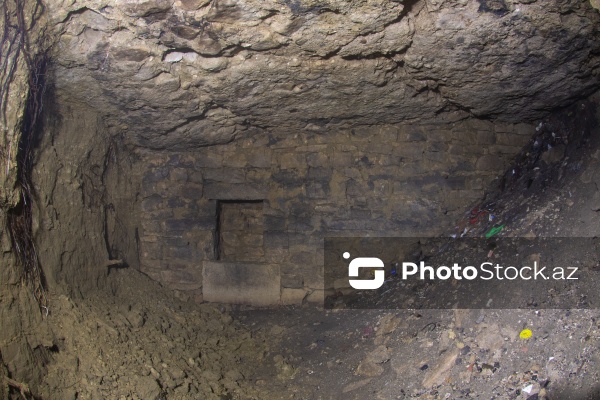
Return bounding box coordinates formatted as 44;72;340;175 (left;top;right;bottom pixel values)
136;121;532;305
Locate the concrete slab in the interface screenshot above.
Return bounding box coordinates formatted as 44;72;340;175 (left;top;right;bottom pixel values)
202;261;280;306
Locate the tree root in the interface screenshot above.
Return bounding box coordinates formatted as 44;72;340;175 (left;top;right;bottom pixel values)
4;376;32;399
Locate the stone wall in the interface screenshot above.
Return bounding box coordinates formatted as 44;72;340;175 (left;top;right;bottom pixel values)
137;120;533;305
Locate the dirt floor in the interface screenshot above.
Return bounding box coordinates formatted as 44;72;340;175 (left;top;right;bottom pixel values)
229;103;600;400
13;102;600;400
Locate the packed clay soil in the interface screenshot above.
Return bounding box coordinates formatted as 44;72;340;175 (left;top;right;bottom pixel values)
11;103;600;400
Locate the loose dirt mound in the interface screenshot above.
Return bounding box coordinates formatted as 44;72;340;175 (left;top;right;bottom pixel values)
38;269;270;400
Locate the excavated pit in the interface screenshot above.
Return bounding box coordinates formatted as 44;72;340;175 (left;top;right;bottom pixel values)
2;0;600;399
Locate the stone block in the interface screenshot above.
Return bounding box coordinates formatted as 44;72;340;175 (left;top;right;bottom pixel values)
345;179;363;197
305;182;330;199
296;144;328;152
264;231;289;248
264;247;288;263
477;130;496;145
368;175;393;197
307;167;332;182
495;132;530;146
290;251;318;265
457;189;482;201
391;179;419;195
142;268;163;283
463;118;493;131
246;168;272;182
246;150;272;168
281;272;304;288
202;262;281;306
378;125;399;142
203;168;246;183
264;215;286;231
288;200;313;217
222;152;248;168
204;182;267;199
350;126;378;141
196;199;217;216
451;130;477;144
427;141;447;153
369;154;395;168
287;232;312;246
180;184;203;199
141;218;162;233
366;142;393;155
444;175;467;190
424;150;446;163
188;170;204;184
393;143;425;159
422;129;449;143
164;216;214;232
298;264;324;290
143;167;169;183
271;170;305;188
167;197;186;208
337;144;357;152
281;288;307;305
401;161;426;175
475;155;504;171
160;268;202;291
220;233;264;262
306;151;329;167
140;241;162;260
141;179;157;193
357;155;374;167
163;245;197;261
287;216;313;232
170;168;189;182
513;123;534;136
142;195;163;211
195;152;223;168
398;126;427;142
278;152;306;170
342;166;361;179
488;145;521;155
448;159;475;173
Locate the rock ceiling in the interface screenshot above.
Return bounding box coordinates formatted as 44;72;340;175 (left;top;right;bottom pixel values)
49;0;600;149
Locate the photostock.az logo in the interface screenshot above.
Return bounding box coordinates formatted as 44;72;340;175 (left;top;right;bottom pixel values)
344;252;385;290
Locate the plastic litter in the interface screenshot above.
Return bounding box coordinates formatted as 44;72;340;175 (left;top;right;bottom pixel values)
523;384;534;394
469;207;489;225
485;224;505;238
520;329;533;339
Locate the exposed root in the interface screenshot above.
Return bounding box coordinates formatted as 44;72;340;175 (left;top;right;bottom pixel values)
1;0;49;313
4;376;32;400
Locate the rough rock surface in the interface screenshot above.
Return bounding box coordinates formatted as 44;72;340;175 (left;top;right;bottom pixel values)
47;0;600;149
